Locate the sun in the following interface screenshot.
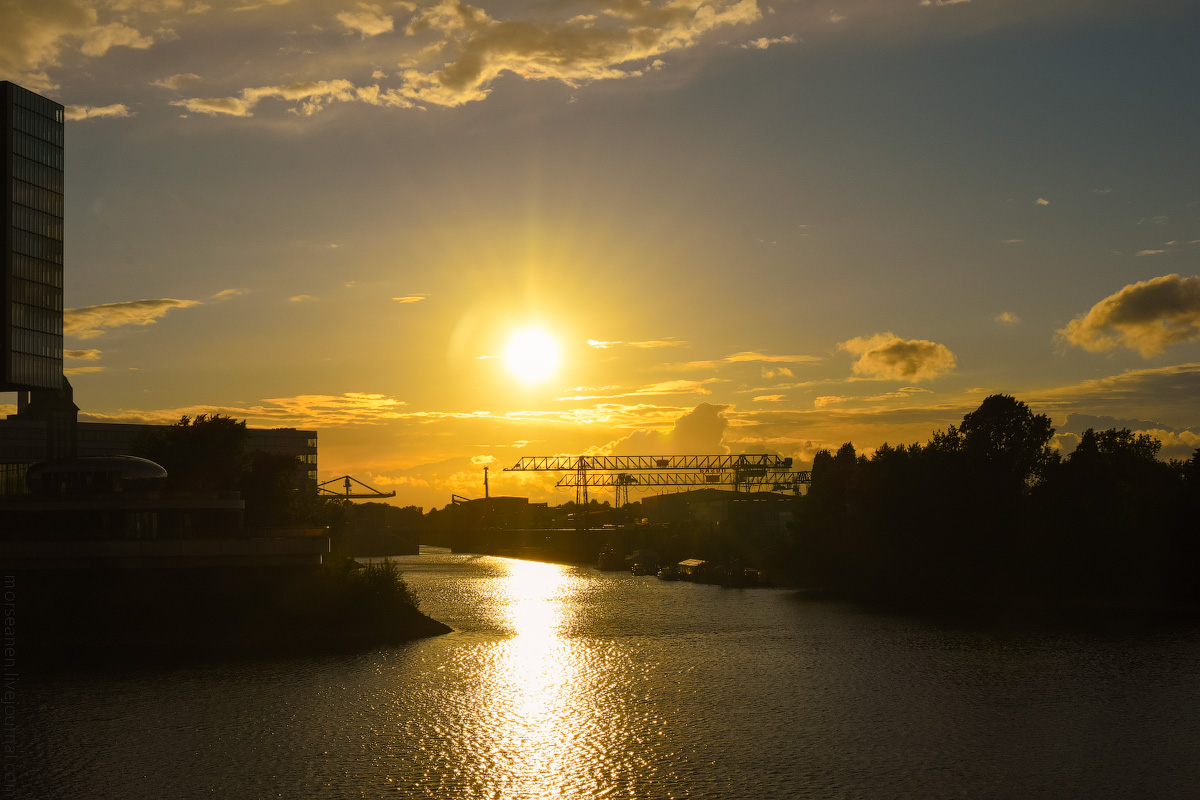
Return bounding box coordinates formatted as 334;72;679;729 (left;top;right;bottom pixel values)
503;327;562;385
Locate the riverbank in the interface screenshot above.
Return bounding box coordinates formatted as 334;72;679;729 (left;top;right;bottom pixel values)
16;560;451;665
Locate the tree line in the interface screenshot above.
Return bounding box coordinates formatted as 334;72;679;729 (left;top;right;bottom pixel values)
792;394;1200;606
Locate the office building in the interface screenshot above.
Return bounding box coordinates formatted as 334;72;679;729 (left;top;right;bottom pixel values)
2;81;65;392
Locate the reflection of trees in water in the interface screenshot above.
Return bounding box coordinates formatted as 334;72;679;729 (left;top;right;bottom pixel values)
794;393;1200;605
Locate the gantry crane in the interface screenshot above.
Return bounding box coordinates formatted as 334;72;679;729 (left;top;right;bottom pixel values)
503;454;809;506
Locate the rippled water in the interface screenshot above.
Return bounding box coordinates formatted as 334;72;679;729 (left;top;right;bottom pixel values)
20;548;1200;799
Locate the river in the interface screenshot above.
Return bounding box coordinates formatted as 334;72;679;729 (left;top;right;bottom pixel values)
18;547;1200;799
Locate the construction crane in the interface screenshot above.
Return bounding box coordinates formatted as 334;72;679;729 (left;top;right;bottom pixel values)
317;475;397;500
555;470;812;495
503;454;808;505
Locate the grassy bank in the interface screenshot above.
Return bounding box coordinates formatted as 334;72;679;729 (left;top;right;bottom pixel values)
16;559;451;663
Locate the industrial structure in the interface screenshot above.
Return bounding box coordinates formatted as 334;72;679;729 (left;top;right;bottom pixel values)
504;453;811;506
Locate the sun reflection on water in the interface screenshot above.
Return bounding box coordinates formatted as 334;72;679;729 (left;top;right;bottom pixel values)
489;559;579;796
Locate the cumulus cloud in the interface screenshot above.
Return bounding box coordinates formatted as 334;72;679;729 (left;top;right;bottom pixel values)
336;3;394;37
64;103;133;120
396;0;761;107
838;332;956;382
995;311;1020;324
64;298;201;339
0;0;153;77
80;21;154;56
1057;274;1200;357
608;402;730;455
1035;197;1050;206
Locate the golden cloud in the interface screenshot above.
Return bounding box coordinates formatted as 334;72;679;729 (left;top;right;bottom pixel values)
65;348;102;360
1057;274;1200;357
152;72;203;90
393;294;428;303
838;332;956;382
725;351;823;364
336;2;394;37
393;0;760;107
0;0;153;77
172;79;372;117
64;298;201;339
65;103;133;120
587;338;687;349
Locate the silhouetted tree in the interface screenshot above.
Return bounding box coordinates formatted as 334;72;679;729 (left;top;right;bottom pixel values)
133;414;248;491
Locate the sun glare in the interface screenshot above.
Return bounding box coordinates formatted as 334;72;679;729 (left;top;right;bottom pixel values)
504;327;561;385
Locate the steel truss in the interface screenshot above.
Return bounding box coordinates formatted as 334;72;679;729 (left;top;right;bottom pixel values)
503;454;810;504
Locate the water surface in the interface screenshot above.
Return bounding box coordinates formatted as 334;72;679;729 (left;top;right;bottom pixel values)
21;547;1200;798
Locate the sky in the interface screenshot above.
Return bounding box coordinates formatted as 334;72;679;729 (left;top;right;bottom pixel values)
3;0;1200;509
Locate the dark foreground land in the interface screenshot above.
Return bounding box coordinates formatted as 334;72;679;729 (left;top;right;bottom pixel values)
16;560;451;665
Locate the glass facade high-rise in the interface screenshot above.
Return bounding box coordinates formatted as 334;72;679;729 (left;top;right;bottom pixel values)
2;81;65;391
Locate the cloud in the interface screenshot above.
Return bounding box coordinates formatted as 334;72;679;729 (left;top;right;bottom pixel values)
336;3;394;37
210;288;245;301
173;79;370;117
1137;215;1169;226
289;294;317;302
64;298;201;339
153;72;203;90
724;351;823;364
587;338;687;349
65;103;134;120
396;0;761;107
762;367;793;379
740;34;796;49
920;0;971;5
1029;363;1200;423
80;22;154;57
1136;249;1166;256
995;311;1020;324
558;378;725;401
753;394;784;402
0;0;155;77
65;348;102;360
393;294;428;303
838;332;956;382
607;402;731;455
64;365;106;375
1057;274;1200;357
83;392;410;429
1035;197;1050;206
814;395;846;407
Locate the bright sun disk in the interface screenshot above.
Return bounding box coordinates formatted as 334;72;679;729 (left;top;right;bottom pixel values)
503;328;561;385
